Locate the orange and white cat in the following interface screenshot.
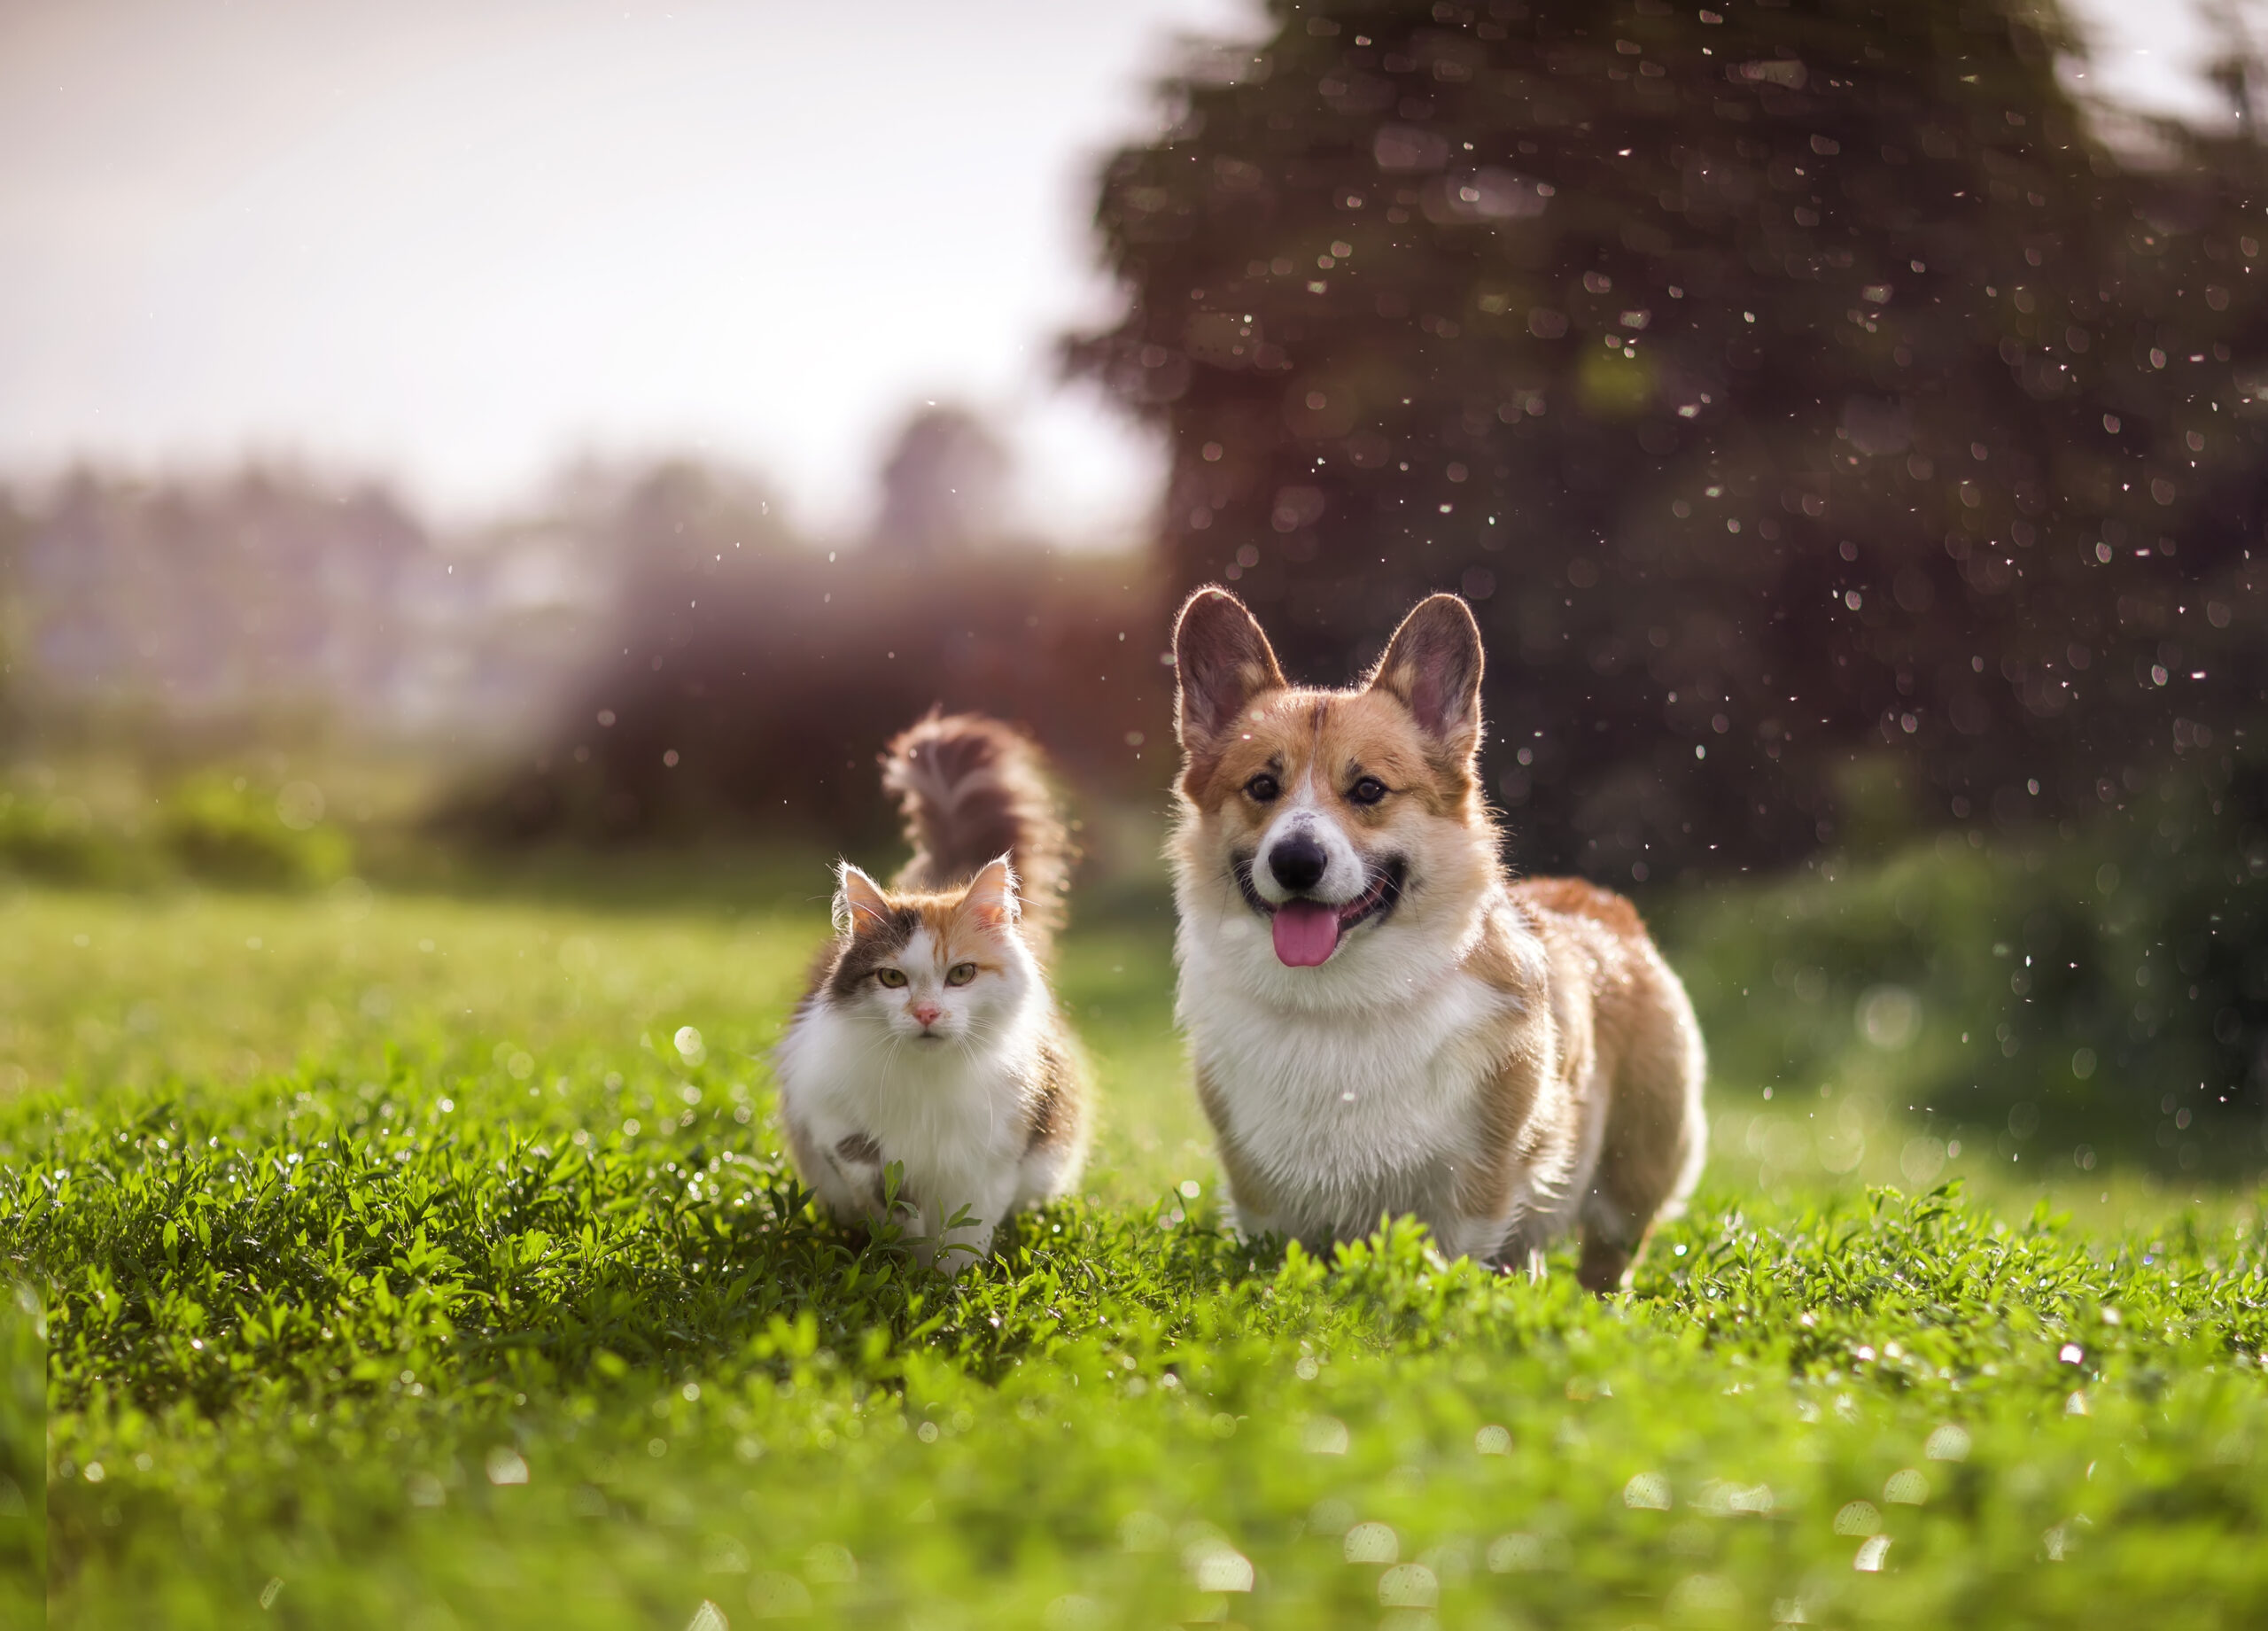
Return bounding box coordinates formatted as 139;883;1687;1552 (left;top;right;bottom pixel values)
775;714;1088;1270
1167;587;1705;1289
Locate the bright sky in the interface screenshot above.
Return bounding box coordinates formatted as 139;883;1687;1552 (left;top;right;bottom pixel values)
0;0;2241;544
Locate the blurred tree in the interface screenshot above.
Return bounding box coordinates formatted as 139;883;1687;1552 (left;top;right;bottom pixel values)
456;454;1169;849
1073;0;2268;886
873;405;1013;555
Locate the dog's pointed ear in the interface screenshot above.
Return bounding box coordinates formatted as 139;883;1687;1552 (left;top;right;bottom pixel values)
1173;586;1285;749
1368;594;1484;759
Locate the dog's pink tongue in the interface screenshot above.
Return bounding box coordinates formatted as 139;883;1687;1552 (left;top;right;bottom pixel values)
1271;901;1340;967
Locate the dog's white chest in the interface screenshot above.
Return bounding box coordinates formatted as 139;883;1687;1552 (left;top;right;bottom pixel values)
1179;954;1510;1228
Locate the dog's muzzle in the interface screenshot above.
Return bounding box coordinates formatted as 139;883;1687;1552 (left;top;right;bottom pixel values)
1233;854;1406;967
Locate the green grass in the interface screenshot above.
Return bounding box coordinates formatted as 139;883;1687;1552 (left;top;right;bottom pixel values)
5;877;2268;1628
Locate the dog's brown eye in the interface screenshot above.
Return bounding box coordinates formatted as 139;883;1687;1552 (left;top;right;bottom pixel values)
1245;773;1280;803
1348;776;1387;806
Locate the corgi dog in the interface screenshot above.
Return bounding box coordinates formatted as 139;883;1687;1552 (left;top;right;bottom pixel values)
1167;587;1705;1289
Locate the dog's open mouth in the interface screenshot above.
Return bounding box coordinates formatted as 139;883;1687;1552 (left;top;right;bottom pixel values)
1238;857;1406;967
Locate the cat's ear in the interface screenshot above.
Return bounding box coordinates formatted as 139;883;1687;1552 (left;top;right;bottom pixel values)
833;862;894;937
1174;586;1285;751
959;857;1021;931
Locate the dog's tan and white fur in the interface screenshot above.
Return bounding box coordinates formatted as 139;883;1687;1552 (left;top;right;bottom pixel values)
1168;588;1705;1289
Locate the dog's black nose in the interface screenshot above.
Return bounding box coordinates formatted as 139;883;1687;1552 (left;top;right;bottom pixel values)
1268;832;1328;894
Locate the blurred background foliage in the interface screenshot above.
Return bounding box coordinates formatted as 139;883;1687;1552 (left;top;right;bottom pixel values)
1065;0;2268;1135
1075;0;2265;880
0;0;2263;1166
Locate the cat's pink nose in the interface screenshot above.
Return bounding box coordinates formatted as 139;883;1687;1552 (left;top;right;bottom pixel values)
912;1001;942;1027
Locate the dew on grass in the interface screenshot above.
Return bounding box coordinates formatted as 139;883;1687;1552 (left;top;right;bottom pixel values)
675;1027;705;1064
1120;1510;1169;1551
1474;1424;1511;1455
1695;1480;1775;1517
748;1571;812;1617
1853;1535;1892;1572
1486;1532;1565;1573
685;1601;728;1631
1186;1538;1254;1593
484;1448;528;1486
702;1535;750;1573
1303;1415;1349;1454
1378;1562;1438;1607
804;1542;857;1585
1883;1469;1928;1505
1925;1425;1971;1462
1418;1540;1473;1585
1624;1472;1672;1511
1667;1573;1740;1617
1833;1501;1882;1537
1344;1520;1399;1563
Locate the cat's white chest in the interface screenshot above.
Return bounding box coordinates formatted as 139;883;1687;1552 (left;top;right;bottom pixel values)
776;1004;1025;1175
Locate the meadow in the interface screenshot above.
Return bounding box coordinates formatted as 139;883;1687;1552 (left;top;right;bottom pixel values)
4;860;2265;1628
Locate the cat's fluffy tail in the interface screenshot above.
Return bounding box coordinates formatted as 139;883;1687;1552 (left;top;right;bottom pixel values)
881;711;1072;958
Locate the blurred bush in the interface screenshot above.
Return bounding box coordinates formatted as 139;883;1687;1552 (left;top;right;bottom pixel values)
1673;751;2268;1152
159;773;354;888
1074;0;2267;882
447;462;1170;851
0;785;136;885
0;773;354;889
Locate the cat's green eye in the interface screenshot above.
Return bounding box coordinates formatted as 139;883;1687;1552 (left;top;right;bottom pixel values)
875;967;908;988
945;962;978;987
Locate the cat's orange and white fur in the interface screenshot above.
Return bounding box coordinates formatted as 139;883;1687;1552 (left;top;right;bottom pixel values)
774;714;1088;1270
1169;588;1706;1289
